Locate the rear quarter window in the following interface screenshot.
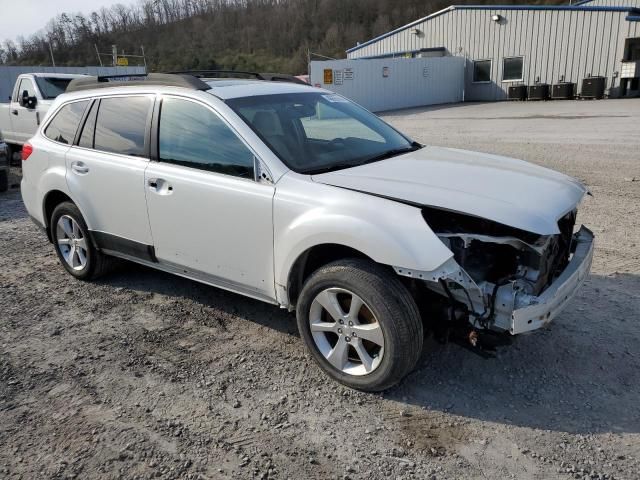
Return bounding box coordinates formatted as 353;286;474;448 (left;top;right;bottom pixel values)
44;101;89;145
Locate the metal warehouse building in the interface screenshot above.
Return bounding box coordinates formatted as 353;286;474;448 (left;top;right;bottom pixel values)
345;0;640;101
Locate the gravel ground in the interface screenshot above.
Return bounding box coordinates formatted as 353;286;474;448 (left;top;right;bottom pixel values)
1;98;639;480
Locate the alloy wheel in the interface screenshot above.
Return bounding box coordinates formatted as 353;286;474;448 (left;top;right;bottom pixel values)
309;287;384;376
56;215;88;271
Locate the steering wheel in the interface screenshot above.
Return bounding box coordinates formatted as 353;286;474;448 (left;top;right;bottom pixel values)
329;137;347;148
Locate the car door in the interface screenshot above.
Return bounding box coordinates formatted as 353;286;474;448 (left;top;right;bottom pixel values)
10;78;40;143
65;95;155;257
144;95;275;300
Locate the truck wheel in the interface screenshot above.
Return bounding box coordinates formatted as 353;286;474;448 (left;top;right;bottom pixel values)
50;201;114;280
7;145;20;166
0;169;7;192
296;258;423;392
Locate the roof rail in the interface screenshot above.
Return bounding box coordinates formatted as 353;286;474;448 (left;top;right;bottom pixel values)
168;70;266;79
66;73;210;93
167;70;308;85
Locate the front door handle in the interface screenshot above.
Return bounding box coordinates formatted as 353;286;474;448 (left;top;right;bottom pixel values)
11;109;18;116
148;178;173;195
70;161;89;174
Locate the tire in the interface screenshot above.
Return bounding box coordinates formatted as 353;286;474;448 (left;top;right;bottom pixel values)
7;144;20;167
296;258;423;392
50;201;114;280
0;169;7;193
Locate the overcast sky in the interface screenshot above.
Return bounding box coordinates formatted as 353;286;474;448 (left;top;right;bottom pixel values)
0;0;137;43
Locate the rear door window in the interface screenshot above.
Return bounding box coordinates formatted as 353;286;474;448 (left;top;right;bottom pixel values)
44;100;89;145
94;96;152;157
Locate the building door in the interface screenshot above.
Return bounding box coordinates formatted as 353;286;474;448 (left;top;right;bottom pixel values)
622;38;640;96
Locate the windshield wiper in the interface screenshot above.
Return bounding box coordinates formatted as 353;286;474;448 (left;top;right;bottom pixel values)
305;142;423;175
360;142;423;165
305;162;362;175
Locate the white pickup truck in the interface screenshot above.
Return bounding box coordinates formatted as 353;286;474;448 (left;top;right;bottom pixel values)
0;73;86;158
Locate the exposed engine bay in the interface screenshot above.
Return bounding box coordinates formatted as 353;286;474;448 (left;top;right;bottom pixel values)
423;207;576;296
414;206;581;344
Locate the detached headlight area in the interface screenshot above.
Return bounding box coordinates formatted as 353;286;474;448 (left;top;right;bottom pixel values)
393;207;594;337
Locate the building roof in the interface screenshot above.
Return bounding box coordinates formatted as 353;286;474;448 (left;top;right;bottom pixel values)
346;4;640;54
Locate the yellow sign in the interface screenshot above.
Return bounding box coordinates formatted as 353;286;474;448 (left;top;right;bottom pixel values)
323;69;333;84
116;57;129;66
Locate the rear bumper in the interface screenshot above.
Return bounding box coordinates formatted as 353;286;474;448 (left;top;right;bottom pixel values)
508;226;594;334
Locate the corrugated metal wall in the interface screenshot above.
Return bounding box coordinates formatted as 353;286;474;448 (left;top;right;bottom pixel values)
348;8;640;101
310;56;465;112
0;66;146;103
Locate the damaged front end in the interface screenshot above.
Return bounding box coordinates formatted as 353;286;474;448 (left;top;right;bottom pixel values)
395;207;594;337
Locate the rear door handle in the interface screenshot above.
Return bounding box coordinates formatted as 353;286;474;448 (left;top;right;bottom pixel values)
71;161;89;174
11;109;18;115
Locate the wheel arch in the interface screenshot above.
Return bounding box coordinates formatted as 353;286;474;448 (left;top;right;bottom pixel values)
43;190;74;241
42;189;95;247
274;204;454;308
285;243;374;308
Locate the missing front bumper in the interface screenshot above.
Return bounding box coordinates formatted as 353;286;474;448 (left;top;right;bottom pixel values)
394;225;595;336
505;226;594;334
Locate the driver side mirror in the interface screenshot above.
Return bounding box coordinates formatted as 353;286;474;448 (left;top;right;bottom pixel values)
26;96;37;109
21;90;37;109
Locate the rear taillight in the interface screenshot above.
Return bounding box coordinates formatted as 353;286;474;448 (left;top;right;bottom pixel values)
22;143;33;161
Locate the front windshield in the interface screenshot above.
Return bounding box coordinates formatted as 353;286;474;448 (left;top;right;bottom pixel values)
35;77;73;99
227;92;419;174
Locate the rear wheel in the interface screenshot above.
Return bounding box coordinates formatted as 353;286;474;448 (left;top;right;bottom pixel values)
50;202;114;280
296;258;423;391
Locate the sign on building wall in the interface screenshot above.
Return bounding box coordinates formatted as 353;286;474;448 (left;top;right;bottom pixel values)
323;69;333;84
344;68;354;80
334;69;343;85
116;57;129;66
383;66;390;77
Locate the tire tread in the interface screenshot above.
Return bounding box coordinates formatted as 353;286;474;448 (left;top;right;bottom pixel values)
297;258;423;391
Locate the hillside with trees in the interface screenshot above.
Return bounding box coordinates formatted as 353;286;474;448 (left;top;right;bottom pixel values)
1;0;565;74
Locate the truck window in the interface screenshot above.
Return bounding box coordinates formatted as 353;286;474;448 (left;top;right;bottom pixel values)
94;96;151;157
44;101;89;145
35;77;74;99
15;79;36;102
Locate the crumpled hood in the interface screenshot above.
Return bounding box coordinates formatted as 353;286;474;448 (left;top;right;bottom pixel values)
311;146;587;235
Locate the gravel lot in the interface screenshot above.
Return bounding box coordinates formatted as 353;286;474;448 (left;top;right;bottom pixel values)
1;98;639;480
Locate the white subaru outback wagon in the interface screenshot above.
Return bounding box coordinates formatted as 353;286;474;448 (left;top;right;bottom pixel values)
21;73;594;391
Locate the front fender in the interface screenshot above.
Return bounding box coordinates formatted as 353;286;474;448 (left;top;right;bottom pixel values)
273;173;453;303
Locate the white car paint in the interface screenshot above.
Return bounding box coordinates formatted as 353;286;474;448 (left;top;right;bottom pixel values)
312;146;587;236
21;79;593;337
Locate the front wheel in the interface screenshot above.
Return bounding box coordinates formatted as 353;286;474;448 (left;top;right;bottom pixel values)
296;258;424;392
